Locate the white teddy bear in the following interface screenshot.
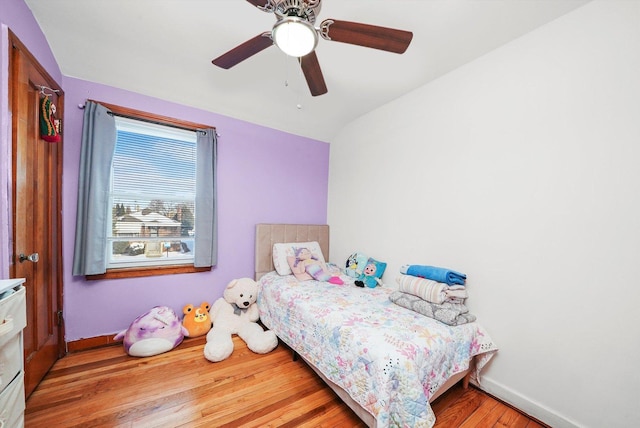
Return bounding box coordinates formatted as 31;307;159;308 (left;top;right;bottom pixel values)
204;277;278;362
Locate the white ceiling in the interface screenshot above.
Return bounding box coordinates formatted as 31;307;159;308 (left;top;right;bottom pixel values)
24;0;590;141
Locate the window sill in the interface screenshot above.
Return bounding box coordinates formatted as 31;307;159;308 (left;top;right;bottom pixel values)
86;264;211;280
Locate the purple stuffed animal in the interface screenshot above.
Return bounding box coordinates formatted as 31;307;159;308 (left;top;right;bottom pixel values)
114;306;188;357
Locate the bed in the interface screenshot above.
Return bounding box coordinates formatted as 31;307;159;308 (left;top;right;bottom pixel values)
255;224;497;427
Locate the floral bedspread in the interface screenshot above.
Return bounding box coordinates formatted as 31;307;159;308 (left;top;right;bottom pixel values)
258;272;498;428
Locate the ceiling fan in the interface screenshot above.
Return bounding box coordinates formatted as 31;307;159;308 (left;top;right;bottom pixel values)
212;0;413;96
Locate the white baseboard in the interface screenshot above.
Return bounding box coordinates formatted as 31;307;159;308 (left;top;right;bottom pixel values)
474;376;581;428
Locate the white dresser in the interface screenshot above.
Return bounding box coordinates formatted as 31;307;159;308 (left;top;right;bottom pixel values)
0;278;26;428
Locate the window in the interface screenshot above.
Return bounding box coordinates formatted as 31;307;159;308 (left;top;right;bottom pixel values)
108;117;197;269
73;101;217;279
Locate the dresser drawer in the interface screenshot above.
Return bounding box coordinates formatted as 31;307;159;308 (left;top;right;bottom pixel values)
0;334;21;395
0;370;24;428
0;286;26;349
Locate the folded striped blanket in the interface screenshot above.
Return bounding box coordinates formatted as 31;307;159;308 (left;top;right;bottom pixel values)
395;274;468;304
389;291;476;326
446;285;468;301
400;264;466;285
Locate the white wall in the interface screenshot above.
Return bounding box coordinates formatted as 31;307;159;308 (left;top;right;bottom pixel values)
328;1;640;427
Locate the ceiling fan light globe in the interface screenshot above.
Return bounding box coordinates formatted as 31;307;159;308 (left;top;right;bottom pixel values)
272;17;318;57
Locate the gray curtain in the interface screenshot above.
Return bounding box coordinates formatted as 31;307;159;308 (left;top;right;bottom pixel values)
72;101;116;276
195;129;218;267
73;102;216;273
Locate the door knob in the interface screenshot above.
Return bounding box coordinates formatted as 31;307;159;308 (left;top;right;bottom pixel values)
19;252;39;263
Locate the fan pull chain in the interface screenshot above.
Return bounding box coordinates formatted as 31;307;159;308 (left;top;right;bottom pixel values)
283;50;291;89
286;54;303;110
281;54;303;110
296;56;304;110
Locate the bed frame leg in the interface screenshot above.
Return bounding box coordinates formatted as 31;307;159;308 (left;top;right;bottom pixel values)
292;351;298;361
463;357;475;389
462;371;471;389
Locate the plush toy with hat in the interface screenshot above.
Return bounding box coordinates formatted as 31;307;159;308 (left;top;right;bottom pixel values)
204;278;278;362
182;302;212;337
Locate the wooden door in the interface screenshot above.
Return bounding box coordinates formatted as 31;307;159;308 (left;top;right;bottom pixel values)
9;33;65;398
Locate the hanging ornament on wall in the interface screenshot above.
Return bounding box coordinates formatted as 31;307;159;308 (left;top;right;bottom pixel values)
40;94;61;143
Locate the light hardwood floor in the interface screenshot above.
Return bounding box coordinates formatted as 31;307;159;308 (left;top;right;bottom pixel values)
25;336;545;427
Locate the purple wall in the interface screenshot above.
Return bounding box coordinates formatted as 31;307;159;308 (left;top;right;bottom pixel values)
62;78;329;340
1;0;63;278
2;0;329;341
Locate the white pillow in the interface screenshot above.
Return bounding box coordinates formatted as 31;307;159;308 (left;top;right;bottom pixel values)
273;241;326;275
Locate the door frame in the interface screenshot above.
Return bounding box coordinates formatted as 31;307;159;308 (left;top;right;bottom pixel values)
8;30;65;385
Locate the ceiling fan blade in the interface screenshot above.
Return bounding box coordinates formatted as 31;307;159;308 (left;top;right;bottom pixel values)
212;33;273;69
245;0;271;9
299;52;327;97
321;19;413;54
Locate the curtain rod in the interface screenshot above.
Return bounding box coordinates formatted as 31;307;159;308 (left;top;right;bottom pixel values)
77;103;219;137
107;111;209;135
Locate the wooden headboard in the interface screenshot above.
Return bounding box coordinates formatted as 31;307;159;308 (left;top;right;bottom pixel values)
255;224;330;280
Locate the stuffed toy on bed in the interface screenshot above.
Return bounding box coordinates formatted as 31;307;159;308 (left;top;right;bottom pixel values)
287;247;343;284
204;278;278;362
114;306;188;357
355;258;387;288
345;252;369;278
